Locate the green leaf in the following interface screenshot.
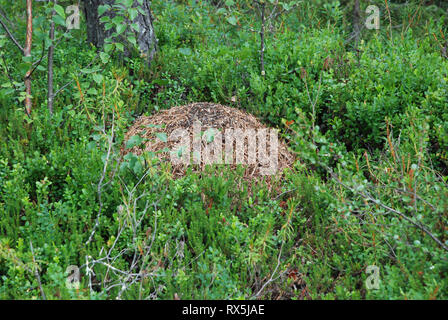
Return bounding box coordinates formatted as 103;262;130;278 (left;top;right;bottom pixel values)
177;146;186;158
145;123;163;128
128;36;137;46
54;4;66;20
204;130;215;143
100;16;111;23
226;16;237;26
115;43;124;52
98;5;111;16
53;14;66;27
104;22;114;31
133;159;143;174
121;0;134;8
216;8;227;15
126;135;144;149
104;43;114;53
92;74;104;85
116;24;127;35
100;52;110;64
130;23;140;32
155;132;168;143
128;8;139;21
112;16;125;24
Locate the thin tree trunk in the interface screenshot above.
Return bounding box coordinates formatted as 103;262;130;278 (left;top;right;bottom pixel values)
259;2;266;78
47;0;56;115
24;0;33;116
353;0;361;46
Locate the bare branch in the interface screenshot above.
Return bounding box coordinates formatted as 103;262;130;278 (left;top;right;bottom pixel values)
29;240;46;300
328;168;448;252
0;15;24;52
251;242;286;299
86;109;116;246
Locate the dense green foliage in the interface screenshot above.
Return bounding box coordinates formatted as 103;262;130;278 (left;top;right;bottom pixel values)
0;0;447;299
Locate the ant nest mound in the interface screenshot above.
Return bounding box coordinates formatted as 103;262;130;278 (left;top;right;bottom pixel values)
122;102;296;183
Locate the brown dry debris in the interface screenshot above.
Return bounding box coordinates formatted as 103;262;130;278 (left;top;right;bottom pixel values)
122;102;296;184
